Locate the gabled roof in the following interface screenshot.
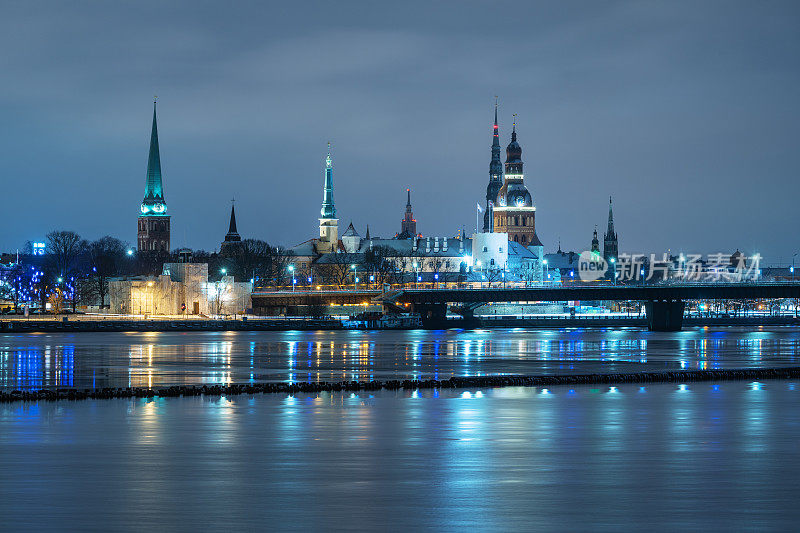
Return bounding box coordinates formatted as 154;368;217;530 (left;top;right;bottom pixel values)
342;222;359;237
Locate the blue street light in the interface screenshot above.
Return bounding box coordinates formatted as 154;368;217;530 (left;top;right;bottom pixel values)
351;264;357;291
126;249;134;256
288;265;295;292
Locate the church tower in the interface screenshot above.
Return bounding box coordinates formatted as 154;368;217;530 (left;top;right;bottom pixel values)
493;117;541;248
399;188;417;238
591;226;600;253
220;201;242;252
137;100;170;252
603;196;618;263
484;99;503;232
316;144;339;254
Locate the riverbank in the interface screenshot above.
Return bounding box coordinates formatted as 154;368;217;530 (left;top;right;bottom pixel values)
2;367;798;403
0;317;343;332
1;315;798;332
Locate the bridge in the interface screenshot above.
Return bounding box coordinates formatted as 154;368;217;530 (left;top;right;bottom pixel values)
251;290;382;315
252;283;800;331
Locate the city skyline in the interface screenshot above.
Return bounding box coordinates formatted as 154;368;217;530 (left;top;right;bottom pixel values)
1;1;798;262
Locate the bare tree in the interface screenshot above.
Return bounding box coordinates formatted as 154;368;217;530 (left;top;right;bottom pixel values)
316;252;360;289
46;230;88;311
87;236;128;307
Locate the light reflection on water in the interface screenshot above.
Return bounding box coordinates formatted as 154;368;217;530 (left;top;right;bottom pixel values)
0;327;799;390
0;382;798;530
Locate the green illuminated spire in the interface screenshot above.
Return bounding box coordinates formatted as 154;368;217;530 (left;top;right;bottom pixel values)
320;143;336;219
140;99;167;216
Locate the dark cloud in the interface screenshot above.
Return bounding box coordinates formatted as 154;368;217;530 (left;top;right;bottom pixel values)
1;0;798;263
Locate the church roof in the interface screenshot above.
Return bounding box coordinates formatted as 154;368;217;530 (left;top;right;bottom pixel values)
342;222;359;237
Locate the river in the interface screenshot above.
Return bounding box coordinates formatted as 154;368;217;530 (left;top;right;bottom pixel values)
1;327;799;530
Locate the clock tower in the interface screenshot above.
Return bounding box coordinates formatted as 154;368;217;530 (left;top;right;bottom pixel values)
492;119;541;248
137;100;171;252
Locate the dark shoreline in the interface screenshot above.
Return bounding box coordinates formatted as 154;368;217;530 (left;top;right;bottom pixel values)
2;367;799;403
1;315;798;333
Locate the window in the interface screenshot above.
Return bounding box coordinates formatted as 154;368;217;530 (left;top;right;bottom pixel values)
490;259;495;266
499;247;503;253
521;235;527;244
483;246;488;252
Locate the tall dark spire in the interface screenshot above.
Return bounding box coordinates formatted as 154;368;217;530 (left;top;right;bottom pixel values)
484;97;503;232
142;99;166;211
228;202;239;236
222;199;242;249
320;143;336;219
603;196;618;265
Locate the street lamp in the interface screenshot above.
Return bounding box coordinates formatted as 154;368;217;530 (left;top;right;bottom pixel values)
288;265;295;292
351;264;357;291
610;257;616;285
220;268;227;275
792;253;797;282
543;259;548;285
126;249;134;256
413;261;419;289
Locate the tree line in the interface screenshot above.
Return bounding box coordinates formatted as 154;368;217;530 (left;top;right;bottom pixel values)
0;232;294;310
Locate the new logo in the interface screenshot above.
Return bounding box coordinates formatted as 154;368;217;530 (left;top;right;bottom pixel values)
578;251;608;281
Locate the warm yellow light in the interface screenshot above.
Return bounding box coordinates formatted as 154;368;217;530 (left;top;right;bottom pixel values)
147;281;154;287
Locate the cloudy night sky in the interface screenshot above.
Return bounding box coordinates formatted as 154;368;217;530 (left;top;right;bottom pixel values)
2;0;798;262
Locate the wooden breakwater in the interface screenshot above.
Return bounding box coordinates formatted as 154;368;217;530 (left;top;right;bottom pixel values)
2;367;799;403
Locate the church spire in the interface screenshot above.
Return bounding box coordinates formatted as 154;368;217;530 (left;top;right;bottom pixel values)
143;99;165;208
137;98;171;253
320;142;336;219
484;97;503;232
221;199;242;250
400;188;417;238
492;96;500;147
603;196;618;266
228;201;239;236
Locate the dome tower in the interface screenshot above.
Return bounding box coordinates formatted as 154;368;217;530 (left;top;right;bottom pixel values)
492;116;541;248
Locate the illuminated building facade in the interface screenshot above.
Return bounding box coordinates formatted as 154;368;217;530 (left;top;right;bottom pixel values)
109;263;253;315
137;101;171;252
492;119;542;249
